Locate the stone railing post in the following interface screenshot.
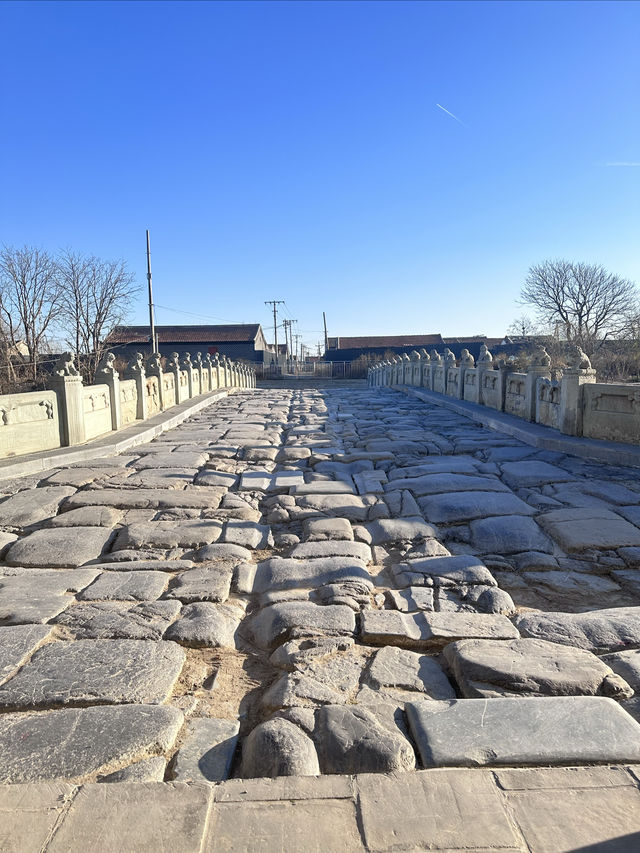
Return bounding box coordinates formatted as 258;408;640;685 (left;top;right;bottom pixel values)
95;351;122;430
428;350;440;392
146;353;165;411
168;352;181;404
180;353;194;398
560;364;597;436
213;354;222;389
442;348;456;395
126;352;148;420
523;346;553;422
194;352;204;395
49;354;86;447
458;349;475;400
204;353;215;391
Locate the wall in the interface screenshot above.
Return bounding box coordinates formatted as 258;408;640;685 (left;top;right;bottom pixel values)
369;352;639;447
0;391;61;459
0;354;255;461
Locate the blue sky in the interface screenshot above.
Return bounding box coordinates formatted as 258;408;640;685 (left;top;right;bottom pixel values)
1;0;638;352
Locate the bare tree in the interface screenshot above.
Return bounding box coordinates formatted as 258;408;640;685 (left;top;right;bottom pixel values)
507;315;540;338
57;253;138;382
0;246;62;380
520;259;637;354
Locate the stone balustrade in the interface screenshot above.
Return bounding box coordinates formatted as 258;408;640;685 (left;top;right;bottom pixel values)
368;345;640;446
0;351;256;460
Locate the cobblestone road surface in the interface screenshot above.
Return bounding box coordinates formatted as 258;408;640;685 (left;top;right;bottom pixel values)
2;386;640;846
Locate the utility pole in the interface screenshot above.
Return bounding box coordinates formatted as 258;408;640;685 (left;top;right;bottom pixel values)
264;300;284;367
146;230;156;351
293;334;302;372
323;311;329;354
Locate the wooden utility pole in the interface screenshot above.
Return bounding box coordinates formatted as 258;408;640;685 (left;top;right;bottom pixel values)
265;300;284;365
323;311;329;354
146;230;156;351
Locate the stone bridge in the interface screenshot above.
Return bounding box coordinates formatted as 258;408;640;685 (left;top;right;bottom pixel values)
1;385;640;850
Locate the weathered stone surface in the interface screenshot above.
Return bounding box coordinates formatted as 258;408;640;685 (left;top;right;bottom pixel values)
86;559;194;573
240;718;320;778
386;587;435;613
64;489;221;510
0;639;186;709
0;531;18;558
469;516;553;554
0;625;52;685
0;567;99;624
100;756;167;782
166;566;232;603
133;451;209;468
114;520;223;550
314;704;415;774
360;610;519;650
289;540;371;562
165;602;244;648
189;543;252;563
443;638;633;699
500;460;576;488
365;646;456;699
5;527;113;568
0;704;184;782
173;718;240;782
48;505;123;528
223;520;273;549
296;494;374;521
601;650;640;692
516;607;640;653
48;780;210;853
78;571;168;601
385;473;510;496
538;508;640;551
419;490;536;524
194;470;238;488
393;555;496;588
357;768;520;851
252;557;372;595
406;697;640;767
250;602;356;649
0;486;76;528
303;517;354;541
54;600;181;640
363;518;438;545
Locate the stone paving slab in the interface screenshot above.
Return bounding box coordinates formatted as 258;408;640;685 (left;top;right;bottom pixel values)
406;696;640;768
8;767;640;851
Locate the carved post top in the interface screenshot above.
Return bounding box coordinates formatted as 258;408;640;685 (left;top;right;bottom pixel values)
53;352;80;377
459;348;475;367
203;352;213;365
401;353;411;362
477;343;493;364
96;351;118;377
430;349;442;362
443;348;456;363
566;344;593;371
168;352;180;369
126;352;146;377
180;352;192;369
419;348;430;361
194;352;203;366
529;344;552;369
410;350;421;361
146;352;163;373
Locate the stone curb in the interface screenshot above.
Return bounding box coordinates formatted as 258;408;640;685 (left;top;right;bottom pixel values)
395;385;640;468
0;389;234;481
2;766;640;852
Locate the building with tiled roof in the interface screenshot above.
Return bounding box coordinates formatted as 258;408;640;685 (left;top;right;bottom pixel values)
105;324;275;364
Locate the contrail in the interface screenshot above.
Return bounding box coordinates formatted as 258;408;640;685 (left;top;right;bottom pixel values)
605;162;640;167
436;103;465;126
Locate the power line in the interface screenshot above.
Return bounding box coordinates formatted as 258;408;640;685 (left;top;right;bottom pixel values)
264;300;284;365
